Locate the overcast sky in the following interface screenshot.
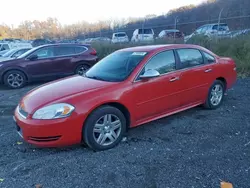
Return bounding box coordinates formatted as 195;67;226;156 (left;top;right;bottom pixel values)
1;0;203;26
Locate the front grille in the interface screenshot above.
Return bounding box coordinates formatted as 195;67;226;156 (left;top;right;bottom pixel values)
18;105;28;119
28;136;61;142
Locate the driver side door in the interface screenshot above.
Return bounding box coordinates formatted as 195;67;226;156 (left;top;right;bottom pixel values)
24;46;62;80
132;50;182;124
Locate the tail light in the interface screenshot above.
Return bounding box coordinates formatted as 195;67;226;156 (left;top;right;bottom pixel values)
90;48;97;55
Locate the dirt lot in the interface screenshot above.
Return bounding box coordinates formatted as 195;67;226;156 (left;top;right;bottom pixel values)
0;79;250;188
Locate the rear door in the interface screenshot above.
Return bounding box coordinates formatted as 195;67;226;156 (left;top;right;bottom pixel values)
175;48;215;107
133;50;182;123
53;46;78;75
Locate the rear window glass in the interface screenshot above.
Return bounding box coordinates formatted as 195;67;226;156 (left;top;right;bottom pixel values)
212;24;229;31
166;32;183;38
75;46;87;54
115;33;126;37
138;29;153;34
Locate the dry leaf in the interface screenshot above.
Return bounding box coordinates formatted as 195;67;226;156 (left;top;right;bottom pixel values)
35;184;42;188
221;181;233;188
0;178;4;182
17;142;23;145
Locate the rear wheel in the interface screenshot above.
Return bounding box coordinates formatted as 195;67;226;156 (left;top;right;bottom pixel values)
75;64;90;76
204;80;225;109
83;106;126;151
3;70;27;89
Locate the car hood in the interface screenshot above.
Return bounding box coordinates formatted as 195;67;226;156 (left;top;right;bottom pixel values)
20;76;114;113
0;57;12;62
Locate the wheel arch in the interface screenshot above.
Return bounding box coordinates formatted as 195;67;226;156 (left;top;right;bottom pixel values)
84;101;131;131
216;77;227;90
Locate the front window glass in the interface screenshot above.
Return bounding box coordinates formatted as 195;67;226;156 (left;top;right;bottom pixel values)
31;47;54;59
85;51;147;82
139;50;176;77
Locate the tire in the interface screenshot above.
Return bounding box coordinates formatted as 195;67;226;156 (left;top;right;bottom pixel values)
83;105;126;151
3;70;27;89
75;64;90;76
203;80;225;109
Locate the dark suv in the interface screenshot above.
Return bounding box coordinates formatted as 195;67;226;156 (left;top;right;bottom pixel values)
0;43;98;89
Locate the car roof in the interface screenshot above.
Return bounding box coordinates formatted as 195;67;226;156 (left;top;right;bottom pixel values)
37;43;90;48
202;23;227;26
119;44;206;52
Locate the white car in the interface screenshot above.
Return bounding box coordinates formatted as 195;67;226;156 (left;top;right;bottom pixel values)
0;42;32;52
185;23;230;42
131;28;154;43
0;48;31;62
111;32;129;43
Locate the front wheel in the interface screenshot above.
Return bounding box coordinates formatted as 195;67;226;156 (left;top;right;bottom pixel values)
204;80;225;109
83;106;126;151
3;70;27;89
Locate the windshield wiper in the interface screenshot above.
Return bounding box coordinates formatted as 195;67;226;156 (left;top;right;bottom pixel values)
85;75;106;81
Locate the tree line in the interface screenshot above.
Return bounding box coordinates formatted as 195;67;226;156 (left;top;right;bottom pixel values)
1;0;250;40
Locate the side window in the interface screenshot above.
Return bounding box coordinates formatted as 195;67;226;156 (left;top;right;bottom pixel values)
177;49;204;69
31;47;54;59
203;51;215;63
2;44;10;50
75;46;87;54
140;50;176;76
54;46;76;56
12;49;29;58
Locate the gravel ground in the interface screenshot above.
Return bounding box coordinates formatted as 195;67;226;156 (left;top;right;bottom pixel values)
0;79;250;188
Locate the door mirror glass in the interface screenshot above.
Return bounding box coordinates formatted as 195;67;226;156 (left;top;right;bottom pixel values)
28;54;38;61
139;69;160;79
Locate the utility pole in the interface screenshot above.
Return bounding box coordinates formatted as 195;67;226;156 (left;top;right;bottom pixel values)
217;8;224;42
174;16;179;40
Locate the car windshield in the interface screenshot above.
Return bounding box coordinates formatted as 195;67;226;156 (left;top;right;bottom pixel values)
17;46;40;59
2;49;16;57
85;51;148;82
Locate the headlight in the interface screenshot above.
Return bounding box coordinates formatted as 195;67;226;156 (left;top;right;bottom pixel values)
32;103;75;120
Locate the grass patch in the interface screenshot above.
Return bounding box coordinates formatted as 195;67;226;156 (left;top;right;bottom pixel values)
91;35;250;77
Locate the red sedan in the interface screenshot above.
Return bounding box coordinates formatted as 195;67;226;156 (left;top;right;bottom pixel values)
14;44;237;151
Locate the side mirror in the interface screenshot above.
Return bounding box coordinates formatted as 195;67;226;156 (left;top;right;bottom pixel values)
139;69;160;79
28;54;38;61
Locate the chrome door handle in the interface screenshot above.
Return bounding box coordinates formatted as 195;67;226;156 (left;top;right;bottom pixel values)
169;77;179;82
204;69;212;73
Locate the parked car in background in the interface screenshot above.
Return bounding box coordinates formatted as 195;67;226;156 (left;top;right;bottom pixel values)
0;43;98;89
185;23;230;42
0;50;10;57
111;32;129;43
91;37;111;44
0;42;32;51
32;39;53;47
131;28;155;43
13;44;237;151
158;29;184;42
0;48;31;62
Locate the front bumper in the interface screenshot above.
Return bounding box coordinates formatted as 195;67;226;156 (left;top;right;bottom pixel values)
14;108;85;147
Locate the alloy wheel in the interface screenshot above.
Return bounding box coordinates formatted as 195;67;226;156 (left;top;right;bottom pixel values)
93;114;122;146
7;73;24;88
210;84;223;106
